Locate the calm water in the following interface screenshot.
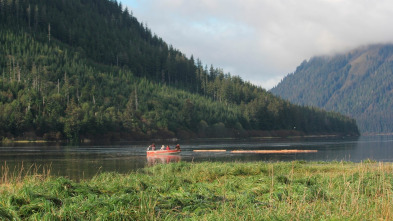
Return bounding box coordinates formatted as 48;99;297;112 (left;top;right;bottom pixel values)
1;136;393;180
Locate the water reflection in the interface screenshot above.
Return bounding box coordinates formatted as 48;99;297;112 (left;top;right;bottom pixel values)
147;155;181;166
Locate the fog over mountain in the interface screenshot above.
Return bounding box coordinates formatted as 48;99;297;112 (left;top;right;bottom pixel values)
271;44;393;134
123;0;393;89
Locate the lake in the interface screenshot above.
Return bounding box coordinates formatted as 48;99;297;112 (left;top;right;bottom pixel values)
1;135;393;180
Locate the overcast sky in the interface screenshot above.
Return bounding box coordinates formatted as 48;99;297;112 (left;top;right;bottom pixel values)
121;0;393;89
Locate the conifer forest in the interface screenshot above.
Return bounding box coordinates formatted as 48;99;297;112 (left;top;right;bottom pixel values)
0;0;359;142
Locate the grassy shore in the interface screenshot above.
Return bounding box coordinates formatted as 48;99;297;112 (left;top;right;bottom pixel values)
1;160;392;220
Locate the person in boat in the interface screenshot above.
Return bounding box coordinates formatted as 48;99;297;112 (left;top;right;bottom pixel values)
166;145;170;150
160;145;165;150
175;144;180;150
151;143;156;151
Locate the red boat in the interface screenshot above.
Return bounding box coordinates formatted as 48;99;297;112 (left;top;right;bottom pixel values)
146;149;181;156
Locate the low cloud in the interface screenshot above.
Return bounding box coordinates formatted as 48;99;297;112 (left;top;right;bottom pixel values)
123;0;393;89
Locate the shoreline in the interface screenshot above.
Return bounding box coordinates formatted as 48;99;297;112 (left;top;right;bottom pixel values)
1;132;361;145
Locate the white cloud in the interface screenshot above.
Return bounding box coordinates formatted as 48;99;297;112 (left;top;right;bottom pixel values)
122;0;393;89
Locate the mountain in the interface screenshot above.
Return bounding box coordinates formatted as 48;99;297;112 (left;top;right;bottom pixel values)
271;44;393;134
0;0;359;142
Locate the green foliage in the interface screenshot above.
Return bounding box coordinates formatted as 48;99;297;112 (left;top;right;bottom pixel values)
0;0;359;142
272;44;393;134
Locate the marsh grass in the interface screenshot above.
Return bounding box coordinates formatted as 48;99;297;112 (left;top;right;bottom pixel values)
1;161;393;220
1;162;52;191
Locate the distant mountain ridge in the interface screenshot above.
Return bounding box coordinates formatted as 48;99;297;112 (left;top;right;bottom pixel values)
271;44;393;134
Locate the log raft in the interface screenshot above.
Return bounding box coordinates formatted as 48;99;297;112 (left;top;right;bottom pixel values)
193;150;227;152
231;149;318;154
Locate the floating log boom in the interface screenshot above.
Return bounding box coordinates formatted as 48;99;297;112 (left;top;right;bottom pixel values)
193;150;227;152
231;149;317;154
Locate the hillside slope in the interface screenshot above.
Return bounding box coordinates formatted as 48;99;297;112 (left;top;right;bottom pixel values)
0;0;359;142
271;44;393;134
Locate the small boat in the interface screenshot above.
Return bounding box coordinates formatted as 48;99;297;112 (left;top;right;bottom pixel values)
146;149;181;156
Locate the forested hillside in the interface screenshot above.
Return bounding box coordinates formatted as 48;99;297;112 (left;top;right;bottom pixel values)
0;0;359;142
271;44;393;134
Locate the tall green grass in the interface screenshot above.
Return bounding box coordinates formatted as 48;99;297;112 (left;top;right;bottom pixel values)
1;161;393;220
